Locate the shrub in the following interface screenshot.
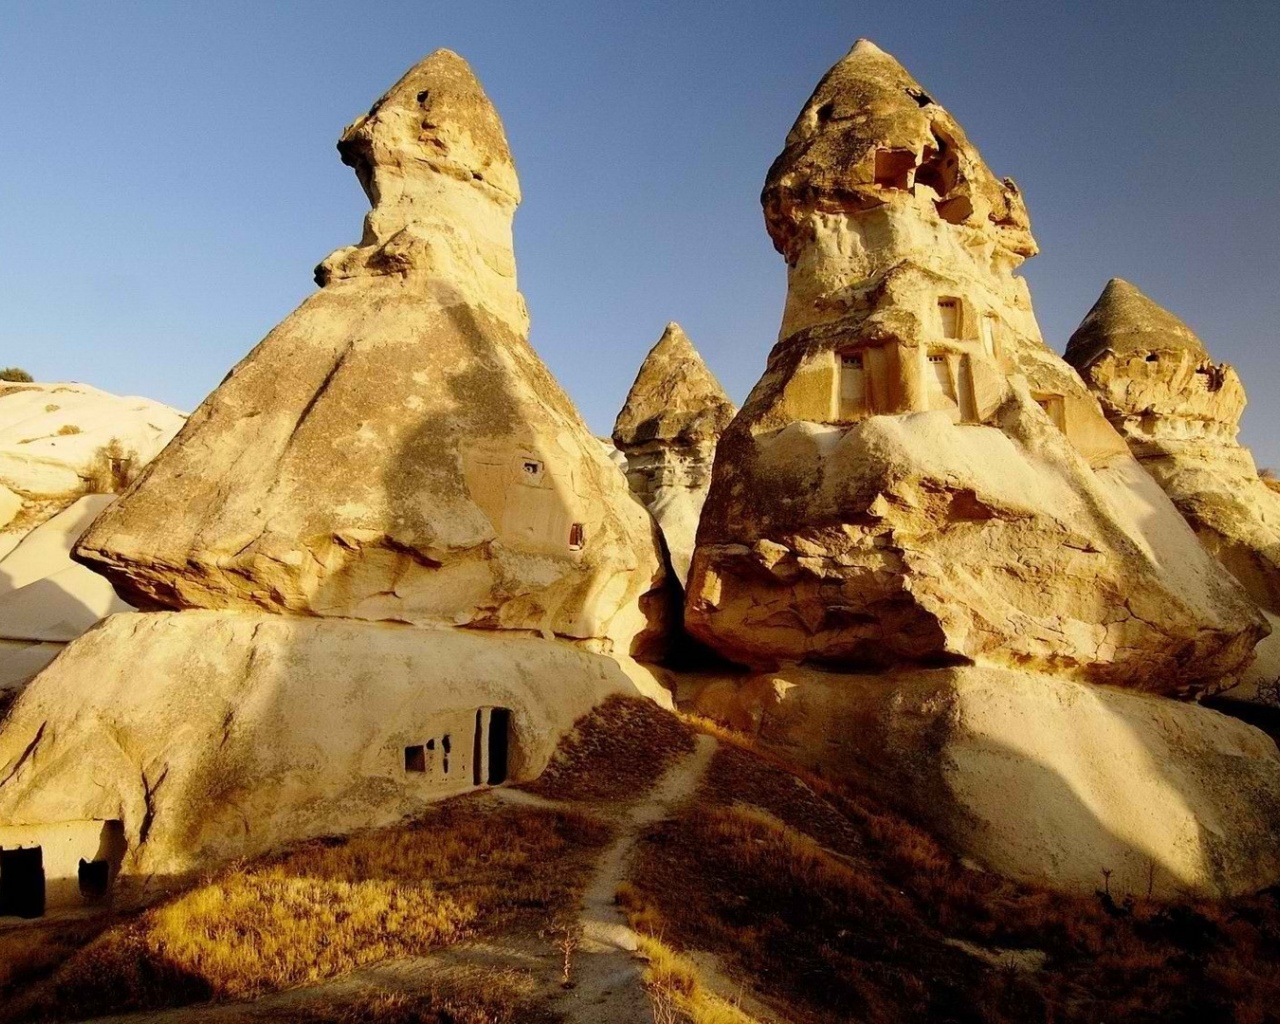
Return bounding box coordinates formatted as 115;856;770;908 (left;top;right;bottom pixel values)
0;368;33;383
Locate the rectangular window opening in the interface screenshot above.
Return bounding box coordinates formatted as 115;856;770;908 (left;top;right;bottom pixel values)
569;523;586;550
0;846;46;919
938;298;962;339
405;745;426;773
488;708;512;786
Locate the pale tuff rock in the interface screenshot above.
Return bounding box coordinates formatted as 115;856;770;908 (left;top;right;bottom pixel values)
0;612;670;891
0;385;183;696
688;665;1280;899
0;381;184;528
75;50;669;656
613;323;736;584
685;40;1263;694
0;496;133;694
1066;278;1280;614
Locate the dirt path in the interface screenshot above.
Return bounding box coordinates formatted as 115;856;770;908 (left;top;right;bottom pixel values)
550;732;718;1024
79;736;721;1024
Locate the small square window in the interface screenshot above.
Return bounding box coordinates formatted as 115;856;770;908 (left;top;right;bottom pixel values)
520;459;543;480
841;353;863;369
405;745;426;772
569;523;586;550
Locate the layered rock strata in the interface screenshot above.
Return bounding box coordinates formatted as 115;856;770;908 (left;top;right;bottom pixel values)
613;323;735;584
685;40;1263;694
1065;278;1280;615
75;51;668;656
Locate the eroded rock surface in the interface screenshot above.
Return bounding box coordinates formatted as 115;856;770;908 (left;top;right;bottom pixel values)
613;323;735;584
0;611;668;888
688;664;1280;899
1066;278;1280;615
685;40;1263;694
75;51;668;656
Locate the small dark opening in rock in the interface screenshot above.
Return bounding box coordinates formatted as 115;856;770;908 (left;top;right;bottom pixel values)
0;847;45;919
442;734;451;774
569;523;586;550
405;745;426;773
473;710;484;786
488;708;512;785
816;101;835;123
416;90;430;105
1146;353;1159;362
78;858;110;900
874;149;915;190
906;87;933;107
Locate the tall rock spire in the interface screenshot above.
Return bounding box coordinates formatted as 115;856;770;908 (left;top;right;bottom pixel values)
1066;278;1280;614
613;323;735;583
75;50;669;655
683;40;1262;694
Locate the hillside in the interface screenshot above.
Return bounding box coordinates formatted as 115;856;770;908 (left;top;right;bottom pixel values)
3;697;1278;1024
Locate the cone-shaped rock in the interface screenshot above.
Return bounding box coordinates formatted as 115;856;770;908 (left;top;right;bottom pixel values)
613;323;735;583
685;40;1263;694
75;50;667;654
1065;278;1208;369
1066;279;1280;617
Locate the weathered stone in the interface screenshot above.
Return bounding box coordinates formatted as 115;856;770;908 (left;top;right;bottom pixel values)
1066;278;1280;614
689;665;1280;899
0;611;669;899
74;51;669;656
613;323;735;583
685;40;1263;694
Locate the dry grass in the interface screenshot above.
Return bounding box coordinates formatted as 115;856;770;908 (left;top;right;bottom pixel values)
627;739;1280;1024
526;695;694;803
633;932;755;1024
4;801;609;1022
0;920;114;1002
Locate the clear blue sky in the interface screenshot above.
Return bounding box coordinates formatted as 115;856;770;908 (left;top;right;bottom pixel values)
3;2;1278;462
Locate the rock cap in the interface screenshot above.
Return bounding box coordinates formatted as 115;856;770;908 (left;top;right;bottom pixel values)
612;323;737;448
1064;278;1208;371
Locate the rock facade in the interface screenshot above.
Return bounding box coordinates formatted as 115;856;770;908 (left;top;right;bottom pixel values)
613;323;735;584
1066;278;1280;615
74;51;668;657
685;40;1263;695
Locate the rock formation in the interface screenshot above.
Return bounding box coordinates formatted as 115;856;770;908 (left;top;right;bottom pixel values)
613;323;735;584
0;383;184;697
685;39;1263;695
1065;278;1280;615
0;51;669;911
684;39;1280;897
74;50;668;656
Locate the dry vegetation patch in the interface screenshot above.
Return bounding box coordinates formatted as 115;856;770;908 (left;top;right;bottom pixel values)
626;739;1280;1024
526;694;694;803
3;801;609;1022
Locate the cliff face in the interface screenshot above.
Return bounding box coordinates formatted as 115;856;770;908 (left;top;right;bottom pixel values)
684;40;1263;695
613;323;735;584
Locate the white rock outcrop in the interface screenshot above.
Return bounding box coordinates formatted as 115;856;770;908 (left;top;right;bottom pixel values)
689;664;1280;899
613;323;735;585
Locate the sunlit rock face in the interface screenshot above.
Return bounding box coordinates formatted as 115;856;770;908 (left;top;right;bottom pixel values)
685;39;1263;695
1066;278;1280;615
0;51;674;904
0;383;184;697
613;323;736;585
75;50;669;656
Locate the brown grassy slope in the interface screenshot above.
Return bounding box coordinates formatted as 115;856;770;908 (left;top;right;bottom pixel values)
626;739;1280;1024
525;693;695;803
3;801;609;1022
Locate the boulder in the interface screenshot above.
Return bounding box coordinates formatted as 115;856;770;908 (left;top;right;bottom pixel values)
685;40;1263;694
689;665;1280;899
613;323;735;584
1065;278;1280;614
74;51;668;657
0;611;668;899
